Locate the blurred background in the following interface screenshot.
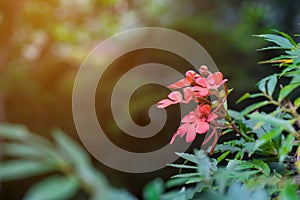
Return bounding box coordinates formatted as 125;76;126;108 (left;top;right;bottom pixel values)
0;0;300;199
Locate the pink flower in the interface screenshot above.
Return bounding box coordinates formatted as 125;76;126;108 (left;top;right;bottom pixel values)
168;70;199;89
157;91;183;108
156;66;227;145
196;72;227;90
191;86;209;98
170;105;214;143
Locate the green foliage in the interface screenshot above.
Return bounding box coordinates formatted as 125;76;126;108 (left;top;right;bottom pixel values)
142;30;300;199
0;124;137;200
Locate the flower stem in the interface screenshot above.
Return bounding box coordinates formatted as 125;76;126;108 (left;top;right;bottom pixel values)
225;114;248;141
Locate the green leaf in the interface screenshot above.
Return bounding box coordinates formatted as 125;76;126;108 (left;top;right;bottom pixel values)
236;93;250;104
52;129;91;169
214;144;240;153
167;164;197;169
279;134;295;162
256;46;290;51
165;177;190;188
52;129;105;189
255;34;294;49
0;124;30;140
278;82;300;102
227;183;268;200
217;150;230;163
280;64;299;76
272;29;298;46
171;173;200;179
234;159;270;175
175;152;198;164
252;159;271;176
236;93;264;104
0;160;55;181
294;97;300;107
249;113;295;133
243;117;272;138
24;175;79;200
2;143;47;158
279;180;299;200
143;178;164;200
102;188;138;200
227;109;242;120
256;128;283;147
267;74;277;96
256;74;278;96
240;101;269;116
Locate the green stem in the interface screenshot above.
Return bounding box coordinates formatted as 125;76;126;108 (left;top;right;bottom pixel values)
225;113;248;141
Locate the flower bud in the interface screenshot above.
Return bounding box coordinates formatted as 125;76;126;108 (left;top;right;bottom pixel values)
199;65;209;76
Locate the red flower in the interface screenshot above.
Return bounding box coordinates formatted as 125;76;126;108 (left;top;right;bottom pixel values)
168;70;199;89
196;72;227;90
170;105;217;144
157;65;227;144
157;91;183;108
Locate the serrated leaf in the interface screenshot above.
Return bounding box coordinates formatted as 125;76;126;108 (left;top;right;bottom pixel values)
278;82;300;102
175;152;198;164
256;128;283;147
255;34;294;49
252;159;270;176
249;113;295;133
0;160;55;181
24;175;79;200
242;117;272;138
240;101;269;116
214;144;240;153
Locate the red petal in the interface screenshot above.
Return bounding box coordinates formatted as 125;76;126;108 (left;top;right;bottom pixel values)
168;91;183;102
181;111;198;123
168;79;189;89
196;121;209;134
170;132;179;144
157;99;173;108
200;104;211;116
213;72;223;85
185;70;196;84
196;78;207;87
186;125;196;142
183;87;194;103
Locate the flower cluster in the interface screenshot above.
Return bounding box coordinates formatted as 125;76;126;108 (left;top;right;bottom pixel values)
157;65;227;144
